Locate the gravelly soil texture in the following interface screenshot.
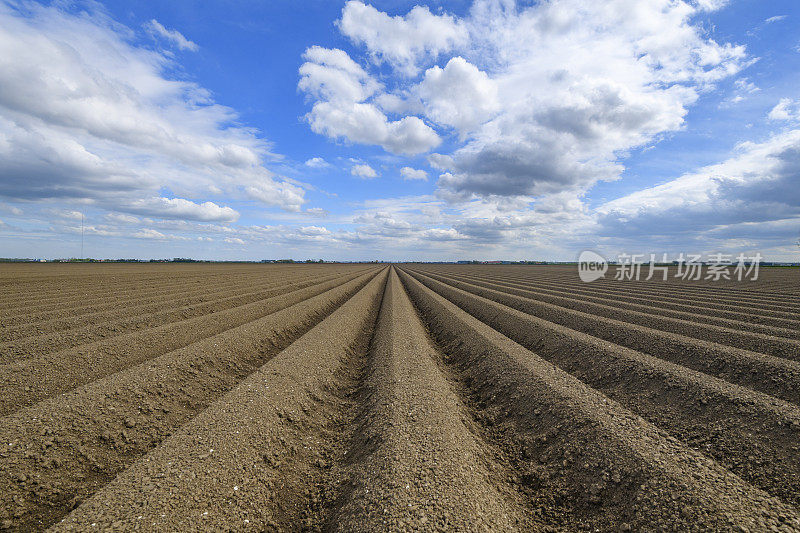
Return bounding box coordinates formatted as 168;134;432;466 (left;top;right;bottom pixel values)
0;262;799;532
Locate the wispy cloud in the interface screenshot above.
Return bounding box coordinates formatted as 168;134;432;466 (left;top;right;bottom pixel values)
765;15;787;24
144;19;199;51
0;2;304;217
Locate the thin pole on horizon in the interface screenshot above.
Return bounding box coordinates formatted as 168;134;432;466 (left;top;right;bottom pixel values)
81;212;84;259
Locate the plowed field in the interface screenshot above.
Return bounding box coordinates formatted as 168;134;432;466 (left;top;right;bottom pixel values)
1;263;799;531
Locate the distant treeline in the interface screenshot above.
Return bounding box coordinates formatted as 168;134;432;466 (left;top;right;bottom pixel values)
3;258;797;266
0;258;331;264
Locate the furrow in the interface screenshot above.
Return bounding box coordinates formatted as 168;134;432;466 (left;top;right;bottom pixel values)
0;268;382;531
0;274;263;322
0;264;331;305
419;265;800;308
437;267;800;313
0;270;274;312
0;268;379;416
426;269;800;334
415;269;800;355
0;272;218;305
408;269;800;405
416;266;800;321
0;267;357;325
398;268;800;508
0;265;354;318
397;268;800;532
49;268;389;532
0;272;316;342
0;270;350;357
327;269;537;531
418;266;800;312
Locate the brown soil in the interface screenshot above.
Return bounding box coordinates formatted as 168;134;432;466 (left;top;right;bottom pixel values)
0;263;797;532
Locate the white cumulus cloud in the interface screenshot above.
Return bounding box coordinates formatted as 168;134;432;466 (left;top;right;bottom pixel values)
768;98;800;123
299;46;440;155
400;167;428;181
302;0;749;200
351;163;379;179
124;197;240;222
417;57;499;136
338;1;468;76
437;0;749;198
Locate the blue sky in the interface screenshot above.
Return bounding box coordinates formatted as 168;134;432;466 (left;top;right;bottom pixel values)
0;0;798;261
